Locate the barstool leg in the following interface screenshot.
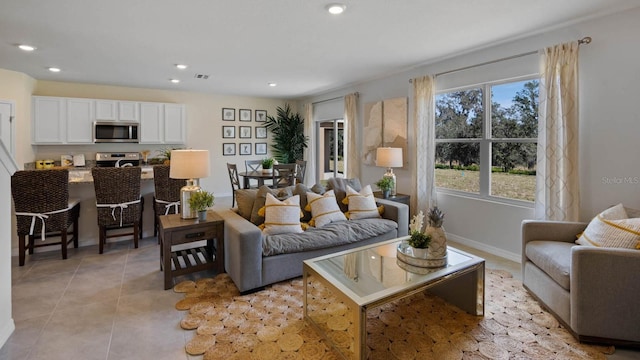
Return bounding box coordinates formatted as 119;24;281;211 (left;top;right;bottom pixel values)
99;226;105;254
19;234;26;266
61;231;68;260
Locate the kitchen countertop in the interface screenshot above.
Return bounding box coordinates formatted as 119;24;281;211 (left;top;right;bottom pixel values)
69;166;154;183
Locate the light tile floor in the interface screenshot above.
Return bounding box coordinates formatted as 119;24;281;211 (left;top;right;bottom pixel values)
1;196;638;359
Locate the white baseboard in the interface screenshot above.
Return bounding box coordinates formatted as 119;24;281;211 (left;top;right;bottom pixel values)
446;233;521;264
0;318;15;349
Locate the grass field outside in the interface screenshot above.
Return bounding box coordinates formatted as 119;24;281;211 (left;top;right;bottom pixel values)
435;168;535;202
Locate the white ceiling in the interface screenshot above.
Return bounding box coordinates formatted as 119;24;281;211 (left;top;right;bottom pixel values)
1;0;639;99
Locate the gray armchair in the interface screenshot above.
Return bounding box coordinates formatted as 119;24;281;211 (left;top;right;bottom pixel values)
522;211;640;346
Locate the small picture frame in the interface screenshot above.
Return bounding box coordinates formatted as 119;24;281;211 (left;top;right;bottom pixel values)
223;143;236;156
255;127;267;139
239;126;252;139
255;110;267;122
222;126;235;138
255;142;267;155
239;109;252;122
239;143;252;155
222;108;235;121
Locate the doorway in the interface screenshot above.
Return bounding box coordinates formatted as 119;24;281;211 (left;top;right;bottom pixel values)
316;119;344;180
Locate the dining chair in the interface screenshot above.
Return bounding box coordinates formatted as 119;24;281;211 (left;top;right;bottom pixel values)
227;163;241;207
244;160;262;188
152;165;186;238
11;169;81;266
92;167;144;254
271;163;297;188
295;159;307;184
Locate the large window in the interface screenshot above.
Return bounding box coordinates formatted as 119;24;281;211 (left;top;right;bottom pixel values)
435;78;539;203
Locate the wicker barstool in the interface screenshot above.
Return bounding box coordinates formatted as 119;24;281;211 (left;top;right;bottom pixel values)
152;165;185;237
92;167;144;254
11;169;80;266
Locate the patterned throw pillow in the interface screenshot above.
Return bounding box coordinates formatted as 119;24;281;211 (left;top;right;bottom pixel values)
343;185;381;220
306;190;347;228
576;203;640;249
262;193;303;235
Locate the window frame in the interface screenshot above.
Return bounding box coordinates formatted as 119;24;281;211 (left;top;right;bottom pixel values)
435;75;539;207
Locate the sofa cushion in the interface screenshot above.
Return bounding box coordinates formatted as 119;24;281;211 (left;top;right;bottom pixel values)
344;185;380;220
250;185;295;225
327;178;362;213
262;193;304;235
262;218;398;256
306;190;347;227
235;189;257;220
576;203;640;249
525;240;573;290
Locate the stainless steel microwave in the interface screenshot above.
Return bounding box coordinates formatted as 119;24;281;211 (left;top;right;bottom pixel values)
93;121;139;143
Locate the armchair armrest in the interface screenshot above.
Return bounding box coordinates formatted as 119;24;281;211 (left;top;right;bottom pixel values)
375;198;409;237
215;209;264;292
571;246;640;341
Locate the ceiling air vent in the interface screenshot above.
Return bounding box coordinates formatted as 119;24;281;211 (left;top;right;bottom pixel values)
194;74;209;80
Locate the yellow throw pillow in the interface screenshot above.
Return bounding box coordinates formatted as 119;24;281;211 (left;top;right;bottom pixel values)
344;185;380;220
262;193;304;235
576;203;640;249
306;190;347;228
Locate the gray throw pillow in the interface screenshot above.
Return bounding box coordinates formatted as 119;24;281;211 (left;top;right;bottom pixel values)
235;189;257;220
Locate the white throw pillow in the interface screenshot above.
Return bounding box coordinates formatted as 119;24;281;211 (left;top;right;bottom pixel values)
344;185;380;220
262;193;303;235
576;203;640;249
306;190;347;228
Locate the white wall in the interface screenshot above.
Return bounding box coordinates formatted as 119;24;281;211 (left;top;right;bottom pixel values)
300;8;640;262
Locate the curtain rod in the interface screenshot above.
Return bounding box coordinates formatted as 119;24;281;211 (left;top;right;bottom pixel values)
409;36;592;82
311;92;359;106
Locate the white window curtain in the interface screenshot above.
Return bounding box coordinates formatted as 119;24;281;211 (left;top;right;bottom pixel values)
304;103;316;183
535;41;580;221
412;75;436;212
344;93;359;179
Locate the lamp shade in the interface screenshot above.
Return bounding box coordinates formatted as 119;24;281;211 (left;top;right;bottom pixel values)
376;147;403;168
169;150;210;179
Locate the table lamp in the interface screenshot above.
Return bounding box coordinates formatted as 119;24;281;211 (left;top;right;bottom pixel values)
376;147;403;196
170;149;210;219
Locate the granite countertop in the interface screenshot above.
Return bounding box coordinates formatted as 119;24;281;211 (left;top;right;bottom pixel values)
69;166;154;183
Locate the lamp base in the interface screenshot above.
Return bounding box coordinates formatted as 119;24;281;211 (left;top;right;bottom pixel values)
180;179;200;219
383;168;397;196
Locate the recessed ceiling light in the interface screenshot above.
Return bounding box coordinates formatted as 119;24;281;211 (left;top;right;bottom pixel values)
170;79;180;83
268;82;277;87
326;3;346;14
175;64;188;70
18;44;36;51
48;67;61;72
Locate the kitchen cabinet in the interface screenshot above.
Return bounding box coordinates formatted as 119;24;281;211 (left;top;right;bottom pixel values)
139;102;163;144
66;98;94;143
95;100;118;121
164;104;186;144
33;96;65;144
0;100;15;159
119;101;139;122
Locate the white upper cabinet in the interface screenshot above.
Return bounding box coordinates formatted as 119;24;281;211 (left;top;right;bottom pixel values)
164;104;186;144
95;100;118;121
139;102;164;144
118;101;139;122
66;98;94;143
33;97;65;144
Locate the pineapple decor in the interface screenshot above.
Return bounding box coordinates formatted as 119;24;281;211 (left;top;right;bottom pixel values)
425;206;447;259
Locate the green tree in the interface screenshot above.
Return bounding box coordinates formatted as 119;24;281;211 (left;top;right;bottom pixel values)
263;104;308;163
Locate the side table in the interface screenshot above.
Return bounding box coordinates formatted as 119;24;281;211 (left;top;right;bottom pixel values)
159;211;224;290
373;191;410;206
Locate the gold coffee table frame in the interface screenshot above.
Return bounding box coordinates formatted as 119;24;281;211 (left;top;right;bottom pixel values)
303;237;485;360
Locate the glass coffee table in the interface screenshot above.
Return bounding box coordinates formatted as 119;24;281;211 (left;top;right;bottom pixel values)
303;237;485;360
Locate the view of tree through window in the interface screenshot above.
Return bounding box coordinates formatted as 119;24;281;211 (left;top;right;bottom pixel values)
435;79;539;202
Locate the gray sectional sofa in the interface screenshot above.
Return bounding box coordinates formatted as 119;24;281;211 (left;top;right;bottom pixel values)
522;211;640;346
218;179;409;293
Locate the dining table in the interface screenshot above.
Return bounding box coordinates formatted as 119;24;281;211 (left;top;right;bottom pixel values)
238;170;276;189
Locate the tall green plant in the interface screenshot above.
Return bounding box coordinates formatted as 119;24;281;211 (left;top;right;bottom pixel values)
263;104;308;163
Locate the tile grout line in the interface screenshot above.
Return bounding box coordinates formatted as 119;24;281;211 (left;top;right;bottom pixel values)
104;246;132;360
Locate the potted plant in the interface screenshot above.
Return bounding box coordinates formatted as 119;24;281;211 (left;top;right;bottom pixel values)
261;157;274;174
375;177;394;198
264;104;308;163
188;190;215;221
158;147;182;165
407;210;431;258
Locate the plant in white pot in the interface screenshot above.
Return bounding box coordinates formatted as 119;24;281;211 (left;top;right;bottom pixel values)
407;210;431;258
188;190;214;221
425;206;447;259
261;157;274;174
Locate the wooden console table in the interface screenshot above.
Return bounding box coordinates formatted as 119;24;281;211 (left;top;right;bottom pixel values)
159;211;224;290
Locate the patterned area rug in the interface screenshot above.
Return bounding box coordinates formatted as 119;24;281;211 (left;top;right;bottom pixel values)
174;269;614;359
